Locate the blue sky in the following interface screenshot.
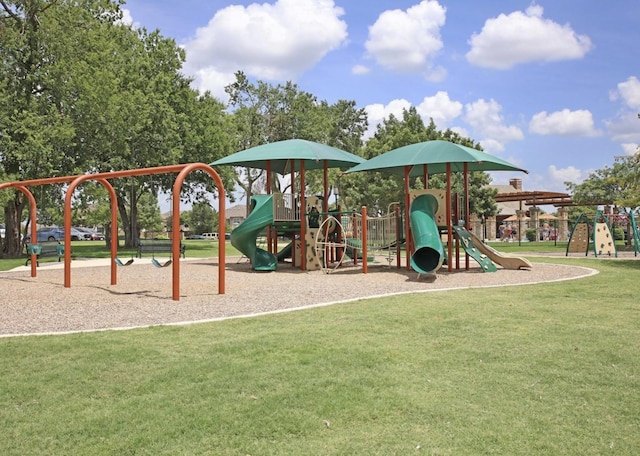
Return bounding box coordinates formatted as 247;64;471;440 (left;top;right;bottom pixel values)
122;0;640;196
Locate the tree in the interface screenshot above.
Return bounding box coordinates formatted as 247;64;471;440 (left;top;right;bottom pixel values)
224;71;367;210
1;1;235;256
0;0;93;256
566;152;640;210
182;202;218;235
137;191;163;235
341;108;498;217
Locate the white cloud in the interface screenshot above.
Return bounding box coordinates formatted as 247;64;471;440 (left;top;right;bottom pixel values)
450;126;469;138
365;1;447;80
363;99;412;139
621;143;639;156
365;95;522;153
182;0;347;92
363;92;463;139
529;109;601;137
548;164;584;189
614;76;640;110
117;8;138;28
466;4;592;69
606;76;640;145
464;99;524;152
606;111;640;143
188;67;238;102
415;91;462;128
351;64;371;75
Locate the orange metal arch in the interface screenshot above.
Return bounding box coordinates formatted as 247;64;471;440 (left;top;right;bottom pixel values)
2;163;226;301
64;175;119;287
172;163;226;300
0;184;39;277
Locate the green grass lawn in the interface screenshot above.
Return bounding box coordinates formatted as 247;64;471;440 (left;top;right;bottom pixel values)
1;256;639;454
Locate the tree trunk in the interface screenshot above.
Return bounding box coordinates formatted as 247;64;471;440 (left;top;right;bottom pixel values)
117;189;139;249
2;192;27;258
104;222;113;250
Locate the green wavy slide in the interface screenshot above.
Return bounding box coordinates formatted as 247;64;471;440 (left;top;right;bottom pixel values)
230;195;277;271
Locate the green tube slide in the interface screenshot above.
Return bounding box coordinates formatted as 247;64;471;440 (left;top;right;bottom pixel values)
409;193;445;274
230;195;277;271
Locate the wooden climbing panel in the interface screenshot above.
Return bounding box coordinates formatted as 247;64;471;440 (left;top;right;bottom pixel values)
567;221;589;254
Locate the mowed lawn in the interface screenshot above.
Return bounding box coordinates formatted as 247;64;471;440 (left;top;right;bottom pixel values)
0;254;639;454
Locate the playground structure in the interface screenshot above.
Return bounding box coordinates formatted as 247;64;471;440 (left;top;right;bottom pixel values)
566;207;640;257
230;193;328;272
566;211;617;257
215;139;533;276
229;182;532;276
0;163;226;300
314;200;403;273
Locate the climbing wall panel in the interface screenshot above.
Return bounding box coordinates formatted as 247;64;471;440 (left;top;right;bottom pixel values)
594;222;615;256
567;222;589;254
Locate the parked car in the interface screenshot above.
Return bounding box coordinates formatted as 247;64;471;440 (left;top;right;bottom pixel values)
88;231;105;241
25;228;62;242
25;227;84;242
74;227;93;240
0;224;5;238
74;227;105;241
186;234;206;240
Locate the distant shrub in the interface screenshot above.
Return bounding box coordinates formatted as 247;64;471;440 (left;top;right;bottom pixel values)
613;227;625;241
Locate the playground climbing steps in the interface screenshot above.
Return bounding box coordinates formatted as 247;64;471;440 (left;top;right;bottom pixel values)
300;227;323;271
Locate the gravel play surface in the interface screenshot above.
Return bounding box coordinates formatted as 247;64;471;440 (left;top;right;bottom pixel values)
0;256;596;337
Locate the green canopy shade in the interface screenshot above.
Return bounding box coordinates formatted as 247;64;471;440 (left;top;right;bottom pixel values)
344;140;527;176
211;139;365;174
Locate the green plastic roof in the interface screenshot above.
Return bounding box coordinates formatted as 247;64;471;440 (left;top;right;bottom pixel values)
345;140;527;176
211;139;365;175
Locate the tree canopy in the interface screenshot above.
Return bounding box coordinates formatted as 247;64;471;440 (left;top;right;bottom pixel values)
565;151;640;211
0;0;234;254
340;107;498;217
223;71;368;207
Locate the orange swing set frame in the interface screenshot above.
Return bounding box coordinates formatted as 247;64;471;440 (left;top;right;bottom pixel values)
0;163;226;301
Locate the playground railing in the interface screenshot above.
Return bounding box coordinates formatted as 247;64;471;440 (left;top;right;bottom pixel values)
342;211;399;250
273;193;300;222
366;213;398;250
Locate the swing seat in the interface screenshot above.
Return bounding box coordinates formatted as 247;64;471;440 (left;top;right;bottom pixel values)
115;258;134;266
151;258;172;268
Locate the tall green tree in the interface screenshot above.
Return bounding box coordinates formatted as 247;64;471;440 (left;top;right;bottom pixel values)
1;1;234;254
0;0;98;255
224;71;367;210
